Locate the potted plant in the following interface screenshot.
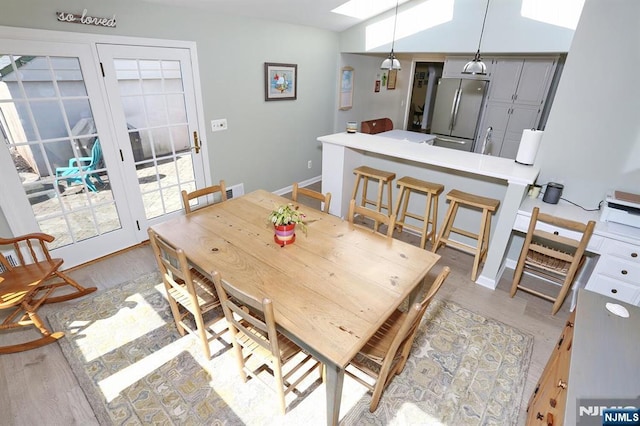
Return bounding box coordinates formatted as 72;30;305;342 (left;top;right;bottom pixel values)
268;203;306;245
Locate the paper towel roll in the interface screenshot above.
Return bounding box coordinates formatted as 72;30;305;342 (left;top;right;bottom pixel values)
515;129;543;165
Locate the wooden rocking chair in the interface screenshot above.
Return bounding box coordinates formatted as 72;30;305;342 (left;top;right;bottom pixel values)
0;233;97;354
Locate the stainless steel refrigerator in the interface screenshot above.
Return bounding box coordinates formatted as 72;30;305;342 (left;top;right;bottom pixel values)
431;78;488;152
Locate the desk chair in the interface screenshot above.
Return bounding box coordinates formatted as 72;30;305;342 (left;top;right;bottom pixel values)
346;266;451;411
148;228;224;359
0;233;97;354
212;271;321;414
349;199;396;239
181;180;227;213
292;182;331;214
510;207;595;315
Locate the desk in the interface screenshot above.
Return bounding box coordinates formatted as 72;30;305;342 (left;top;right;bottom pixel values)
515;197;640;307
150;190;441;425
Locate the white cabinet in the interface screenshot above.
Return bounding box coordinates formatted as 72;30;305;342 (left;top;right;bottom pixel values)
477;57;558;159
586;239;640;305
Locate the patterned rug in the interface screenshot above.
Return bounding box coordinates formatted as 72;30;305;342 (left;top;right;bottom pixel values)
48;272;533;426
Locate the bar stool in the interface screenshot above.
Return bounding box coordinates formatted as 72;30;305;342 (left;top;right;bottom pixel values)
432;189;500;281
393;176;444;249
351;166;396;231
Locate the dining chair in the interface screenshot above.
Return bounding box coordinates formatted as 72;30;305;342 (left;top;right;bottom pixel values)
345;266;451;412
348;198;397;238
211;271;322;414
510;207;595;315
147;228;224;359
181;180;227;213
0;232;97;354
291;182;331;214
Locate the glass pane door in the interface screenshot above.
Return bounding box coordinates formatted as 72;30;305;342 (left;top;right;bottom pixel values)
0;45;135;261
97;45;207;231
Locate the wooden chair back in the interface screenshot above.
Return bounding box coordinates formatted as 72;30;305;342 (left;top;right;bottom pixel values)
346;266;450;411
211;271;320;414
292;182;331;213
0;233;97;353
148;228;222;359
181;180;227;213
360;118;393;134
348;198;396;238
510;207;596;314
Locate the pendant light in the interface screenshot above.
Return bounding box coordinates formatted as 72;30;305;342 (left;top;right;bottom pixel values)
462;0;490;75
380;0;401;70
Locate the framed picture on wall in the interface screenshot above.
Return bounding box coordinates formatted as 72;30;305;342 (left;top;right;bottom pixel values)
387;69;397;90
264;62;297;101
339;66;353;110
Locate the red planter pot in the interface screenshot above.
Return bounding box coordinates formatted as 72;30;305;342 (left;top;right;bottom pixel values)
274;223;296;245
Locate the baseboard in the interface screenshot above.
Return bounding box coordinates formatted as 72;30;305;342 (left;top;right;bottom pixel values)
272;175;322;196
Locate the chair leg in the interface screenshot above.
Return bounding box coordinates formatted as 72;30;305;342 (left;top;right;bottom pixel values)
552;277;575;314
273;359;287;414
42;271;97;304
471;208;491;281
419;192;432;250
432;201;457;253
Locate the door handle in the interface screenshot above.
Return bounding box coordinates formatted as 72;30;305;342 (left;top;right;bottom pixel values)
448;89;460;130
192;131;201;154
452;89;462;128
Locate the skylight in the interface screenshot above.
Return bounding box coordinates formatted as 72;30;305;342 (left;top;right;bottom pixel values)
332;0;410;20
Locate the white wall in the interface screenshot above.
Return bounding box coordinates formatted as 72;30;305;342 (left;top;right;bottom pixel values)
535;0;640;207
0;0;339;237
340;0;580;54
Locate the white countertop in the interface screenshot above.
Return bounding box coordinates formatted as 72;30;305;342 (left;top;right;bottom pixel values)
376;129;437;144
318;132;539;185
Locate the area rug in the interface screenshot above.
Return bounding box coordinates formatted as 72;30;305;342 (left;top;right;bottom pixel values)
48;272;533;426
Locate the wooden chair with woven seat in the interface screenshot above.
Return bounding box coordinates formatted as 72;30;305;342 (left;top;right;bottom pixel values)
346;266;451;412
181;180;227;214
351;166;396;231
348;199;397;239
0;232;97;354
432;189;500;281
212;271;322;414
291;182;331;213
148;228;225;359
510;207;595;315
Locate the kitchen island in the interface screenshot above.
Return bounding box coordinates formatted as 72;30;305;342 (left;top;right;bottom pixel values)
318;131;540;289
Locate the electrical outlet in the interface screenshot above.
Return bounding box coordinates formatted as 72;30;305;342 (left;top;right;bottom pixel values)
211;118;227;132
307;160;312;169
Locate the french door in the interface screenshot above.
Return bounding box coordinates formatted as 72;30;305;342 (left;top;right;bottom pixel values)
0;37;207;267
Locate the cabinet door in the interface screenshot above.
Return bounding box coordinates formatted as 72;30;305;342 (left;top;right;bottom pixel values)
514;58;556;105
500;104;541;159
486;59;523;103
477;102;511;156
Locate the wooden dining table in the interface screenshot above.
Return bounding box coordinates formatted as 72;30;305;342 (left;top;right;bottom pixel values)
150;189;441;425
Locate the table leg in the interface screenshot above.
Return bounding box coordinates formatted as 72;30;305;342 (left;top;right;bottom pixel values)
324;362;345;426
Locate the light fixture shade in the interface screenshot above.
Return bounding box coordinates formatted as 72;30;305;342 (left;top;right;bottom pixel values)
380;53;401;70
462;52;487;75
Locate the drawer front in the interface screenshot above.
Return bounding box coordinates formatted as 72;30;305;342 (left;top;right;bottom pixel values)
513;213;604;253
585;274;640;304
601;239;640;264
592;256;640;284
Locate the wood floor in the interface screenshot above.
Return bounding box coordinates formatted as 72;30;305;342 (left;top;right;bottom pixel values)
0;196;571;425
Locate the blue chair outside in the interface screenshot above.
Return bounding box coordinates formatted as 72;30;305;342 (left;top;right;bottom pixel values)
55;139;104;192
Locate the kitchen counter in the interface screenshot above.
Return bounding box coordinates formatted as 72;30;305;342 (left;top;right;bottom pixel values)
318;131;540;288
